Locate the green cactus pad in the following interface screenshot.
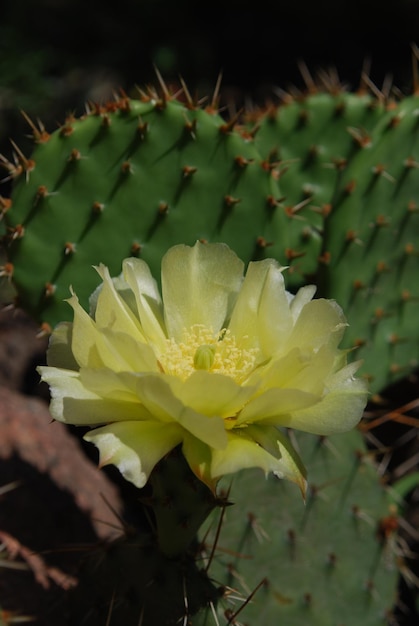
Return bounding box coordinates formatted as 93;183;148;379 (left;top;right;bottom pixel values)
2;95;282;325
195;428;399;625
317;94;419;393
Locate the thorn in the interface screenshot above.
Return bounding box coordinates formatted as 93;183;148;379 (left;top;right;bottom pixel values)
371;164;395;182
20;110;50;143
347;127;372;148
182;165;198;178
64;242;76;256
158;201;169;215
297;60;317;94
92;201;105;214
59;123;74;137
224;195;241;208
68;148;82;162
374;214;390;227
0;262;14;280
219;109;242;135
137;117;149;139
344;179;357;195
284;197;311;219
101;113;112;128
34;185;50;206
285;247;305;260
10;139;35;181
44;283;56;298
256;236;274;249
183;115;197;139
318;251;331;265
0;154;23;183
153;65;171;100
0;196;12;217
8;224;25;240
179;76;197;110
208;72;223;113
131;242;142;256
404;156;419;169
235;155;254;168
376;260;390;274
121;160;133;175
353;279;366;291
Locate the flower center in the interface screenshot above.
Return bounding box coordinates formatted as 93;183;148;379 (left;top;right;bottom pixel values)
159;324;257;382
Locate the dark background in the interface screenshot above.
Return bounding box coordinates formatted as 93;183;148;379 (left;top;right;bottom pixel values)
1;0;419;157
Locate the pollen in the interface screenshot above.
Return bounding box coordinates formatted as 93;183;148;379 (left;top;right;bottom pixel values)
159;324;258;382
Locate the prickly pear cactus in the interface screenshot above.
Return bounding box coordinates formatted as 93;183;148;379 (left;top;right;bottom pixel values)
195;428;399;626
0;92;283;324
2;85;419;394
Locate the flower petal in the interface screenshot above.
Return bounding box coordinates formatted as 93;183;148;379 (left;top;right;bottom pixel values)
228;259;292;358
284;298;347;353
177;371;256;419
236;387;321;426
38;366;148;424
134;374;229;449
122;258;167;351
277;364;368;435
161;242;244;340
46;321;79;370
93;263;147;341
245;425;307;497
181;434;214;491
84;421;183;488
210;430;286;479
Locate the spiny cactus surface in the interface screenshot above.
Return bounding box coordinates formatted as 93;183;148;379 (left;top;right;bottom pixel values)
2;84;419;396
196;428;399;626
1;95;282;324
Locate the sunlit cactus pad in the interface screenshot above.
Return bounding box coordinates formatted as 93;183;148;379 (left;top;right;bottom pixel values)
2;83;419;394
196;428;399;626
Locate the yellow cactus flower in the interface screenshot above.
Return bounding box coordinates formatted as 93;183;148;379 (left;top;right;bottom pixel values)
38;242;368;496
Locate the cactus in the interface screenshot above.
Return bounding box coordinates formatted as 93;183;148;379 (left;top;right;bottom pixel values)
195;428;399;626
2;82;419;394
0;74;415;624
0;91;281;324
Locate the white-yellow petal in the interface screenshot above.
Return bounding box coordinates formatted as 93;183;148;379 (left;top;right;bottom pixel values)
38;366;147;425
177;371;256;419
122;257;167;351
210;431;286;479
93;263;147;342
133;374;228;449
161;241;244;340
228;259;292;357
84;421;183;488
